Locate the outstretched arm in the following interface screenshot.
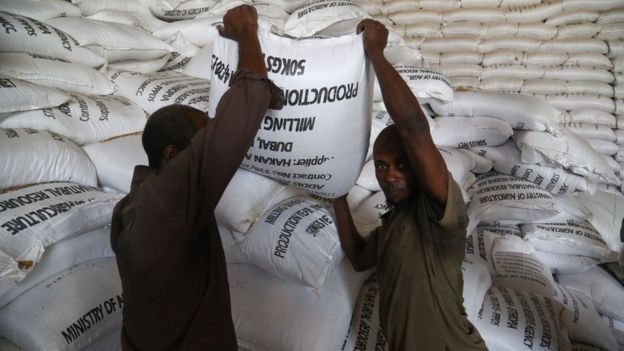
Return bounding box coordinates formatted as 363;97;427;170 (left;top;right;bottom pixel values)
359;19;449;218
333;195;378;272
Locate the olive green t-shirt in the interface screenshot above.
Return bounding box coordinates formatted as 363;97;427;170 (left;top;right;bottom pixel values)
373;177;487;351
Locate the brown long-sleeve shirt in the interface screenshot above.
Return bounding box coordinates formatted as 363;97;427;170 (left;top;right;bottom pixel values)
110;69;282;350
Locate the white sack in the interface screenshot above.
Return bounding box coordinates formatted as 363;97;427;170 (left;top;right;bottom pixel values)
0;183;121;289
107;55;171;74
82;133;146;194
533;250;599;275
472;140;590;195
356;160;380;192
563;110;616;128
576;190;624;254
228;259;369;351
491;235;556;297
0;226;114;308
374;66;453;102
108;70;211;114
341;275;387;351
152;17;220;48
545;10;599;26
0;76;69;114
162;32;200;71
551;284;618;351
558;266;624;322
353;190;389;235
239;197;343;288
521;222;617;261
215;169;286;234
467;171;561;224
46;17;173;62
0;53;116;96
588;139;619;156
0;94;148;145
71;0;151;16
563;123;616;142
148;0;216;20
208;28;373;197
431;116;513;149
544;94;615;114
0;0;81;21
461;149;493;174
0;258;122;351
0;128;97;190
85;10;167;33
346;185;373;210
429;90;563;131
472;286;569;351
283;0;368;38
0;11;106;67
515;128;619;184
462;259;493;322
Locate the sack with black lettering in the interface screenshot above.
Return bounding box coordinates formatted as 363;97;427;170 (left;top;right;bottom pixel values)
558;266;624;322
0;94;148;145
0;128;97;190
551;284;618;351
0;0;81;21
283;0;369;38
0;226;114;308
0;52;116;96
239;197;343;288
209;28;373;197
467;171;561;224
228;258;369;351
491;235;556;297
46;17;173;63
576;190;624;254
341;274;387;351
0;183;122;289
429;90;563;132
472;140;592;195
162;32;200;72
431;116;514;149
149;0;218;20
0;76;69;114
472;286;570;351
532;250;599;275
0;258;122;351
108;70;211;114
374;66;453;103
0;11;106;67
521;222;618;262
82;133;145;193
353;190;390;235
515;128;620;185
462;259;492;322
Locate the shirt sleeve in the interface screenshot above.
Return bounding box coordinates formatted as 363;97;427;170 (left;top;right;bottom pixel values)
423;173;469;241
139;69;283;232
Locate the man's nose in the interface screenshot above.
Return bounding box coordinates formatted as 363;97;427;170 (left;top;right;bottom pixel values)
386;166;401;183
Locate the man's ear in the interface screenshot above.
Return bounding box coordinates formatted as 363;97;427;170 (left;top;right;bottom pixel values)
161;144;180;164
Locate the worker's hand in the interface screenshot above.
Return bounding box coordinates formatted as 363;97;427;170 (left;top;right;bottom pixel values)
356;19;388;57
218;5;258;42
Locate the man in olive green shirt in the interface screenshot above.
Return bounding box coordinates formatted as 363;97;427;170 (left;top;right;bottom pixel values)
333;20;488;351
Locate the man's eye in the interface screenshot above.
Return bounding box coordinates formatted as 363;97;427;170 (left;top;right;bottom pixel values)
376;164;387;171
397;163;408;171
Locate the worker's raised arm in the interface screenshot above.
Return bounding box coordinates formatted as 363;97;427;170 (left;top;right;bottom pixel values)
358;19;449;218
333;195;378;272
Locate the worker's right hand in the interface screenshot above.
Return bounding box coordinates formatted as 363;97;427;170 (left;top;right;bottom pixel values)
356;19;388;57
218;5;258;42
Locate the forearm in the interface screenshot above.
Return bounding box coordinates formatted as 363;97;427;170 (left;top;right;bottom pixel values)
333;197;372;272
369;52;430;135
237;29;267;78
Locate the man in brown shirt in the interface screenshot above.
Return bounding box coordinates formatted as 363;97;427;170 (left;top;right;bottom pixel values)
333;20;488;350
110;6;282;350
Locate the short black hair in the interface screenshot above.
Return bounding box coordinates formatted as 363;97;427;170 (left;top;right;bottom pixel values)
142;104;205;168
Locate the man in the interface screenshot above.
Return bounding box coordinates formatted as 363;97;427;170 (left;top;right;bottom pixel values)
333;20;488;351
110;6;282;350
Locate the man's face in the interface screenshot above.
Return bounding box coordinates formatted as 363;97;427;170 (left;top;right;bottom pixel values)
373;136;414;205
